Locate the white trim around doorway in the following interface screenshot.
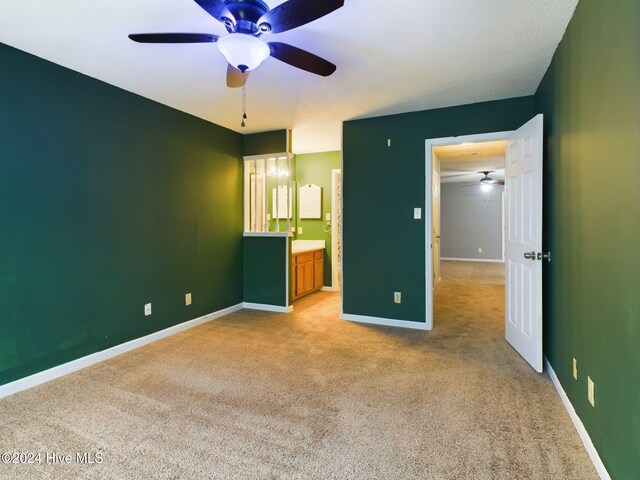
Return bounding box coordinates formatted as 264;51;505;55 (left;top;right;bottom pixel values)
331;169;342;291
425;130;512;330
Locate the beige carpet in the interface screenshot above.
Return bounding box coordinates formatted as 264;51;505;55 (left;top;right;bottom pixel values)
0;261;598;479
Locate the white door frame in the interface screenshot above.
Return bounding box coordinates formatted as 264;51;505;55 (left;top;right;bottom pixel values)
331;169;342;290
424;130;513;330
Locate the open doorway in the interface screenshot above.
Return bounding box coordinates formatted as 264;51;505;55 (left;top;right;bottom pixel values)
436;140;506;271
425;115;545;372
432;141;507;338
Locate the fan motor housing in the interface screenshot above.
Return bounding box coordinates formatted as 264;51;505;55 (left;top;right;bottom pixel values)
225;0;269;25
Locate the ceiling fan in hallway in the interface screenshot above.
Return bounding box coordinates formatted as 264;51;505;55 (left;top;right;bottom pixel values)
128;0;343;89
462;171;505;190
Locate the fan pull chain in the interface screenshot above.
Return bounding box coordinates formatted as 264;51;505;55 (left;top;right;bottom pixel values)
241;79;247;128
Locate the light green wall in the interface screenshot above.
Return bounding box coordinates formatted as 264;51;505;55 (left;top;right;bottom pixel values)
296;152;341;286
535;1;640;477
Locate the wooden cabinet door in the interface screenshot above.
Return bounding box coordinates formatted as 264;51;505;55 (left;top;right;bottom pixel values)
292;250;324;300
303;261;314;295
313;251;323;290
313;260;323;289
296;264;306;297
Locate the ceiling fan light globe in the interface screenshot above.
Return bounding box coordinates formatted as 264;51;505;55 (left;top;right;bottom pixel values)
217;33;270;71
481;184;493;192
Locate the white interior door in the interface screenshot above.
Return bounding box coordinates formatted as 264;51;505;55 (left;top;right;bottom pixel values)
505;114;543;372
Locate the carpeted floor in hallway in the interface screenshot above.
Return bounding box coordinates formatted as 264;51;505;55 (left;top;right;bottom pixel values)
0;261;598;479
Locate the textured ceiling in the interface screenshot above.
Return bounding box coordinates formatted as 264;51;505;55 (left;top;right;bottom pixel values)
436;141;506;183
0;0;578;153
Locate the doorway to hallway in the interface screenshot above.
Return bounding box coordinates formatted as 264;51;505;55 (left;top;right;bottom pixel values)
425;115;545;372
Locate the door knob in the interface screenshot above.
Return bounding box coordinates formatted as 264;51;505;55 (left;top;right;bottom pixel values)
524;251;536;260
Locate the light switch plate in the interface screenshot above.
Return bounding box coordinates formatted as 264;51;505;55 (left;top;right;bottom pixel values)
394;292;401;303
587;376;595;407
144;303;152;316
185;293;192;306
573;358;578;380
414;208;422;219
326;213;331;221
298;227;303;234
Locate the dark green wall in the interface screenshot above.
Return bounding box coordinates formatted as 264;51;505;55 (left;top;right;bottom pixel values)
535;1;640;477
243;130;289;156
242;130;292;307
243;236;289;306
342;97;535;322
296;151;341;286
0;43;244;386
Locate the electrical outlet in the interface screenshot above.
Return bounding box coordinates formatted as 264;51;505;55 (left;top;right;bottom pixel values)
414;208;422;219
478;247;483;253
326;213;331;221
144;303;152;316
394;292;401;304
185;293;192;306
588;376;595;407
387;139;391;147
298;227;303;234
573;358;578;380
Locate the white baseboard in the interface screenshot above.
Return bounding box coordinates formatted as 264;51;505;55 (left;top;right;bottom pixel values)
0;303;244;399
441;257;504;263
341;313;429;331
242;302;293;313
321;286;340;292
545;358;611;480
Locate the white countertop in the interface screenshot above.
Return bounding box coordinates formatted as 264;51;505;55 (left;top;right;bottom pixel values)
291;239;326;254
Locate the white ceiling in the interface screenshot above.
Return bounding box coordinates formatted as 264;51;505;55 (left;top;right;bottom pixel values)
435;141;506;183
0;0;578;153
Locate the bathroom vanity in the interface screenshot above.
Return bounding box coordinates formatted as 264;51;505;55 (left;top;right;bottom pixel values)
291;240;325;301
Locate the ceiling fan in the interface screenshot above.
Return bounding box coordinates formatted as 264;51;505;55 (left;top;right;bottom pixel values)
463;171;505;189
128;0;344;88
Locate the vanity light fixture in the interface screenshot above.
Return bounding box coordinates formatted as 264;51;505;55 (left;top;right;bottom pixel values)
267;167;289;177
